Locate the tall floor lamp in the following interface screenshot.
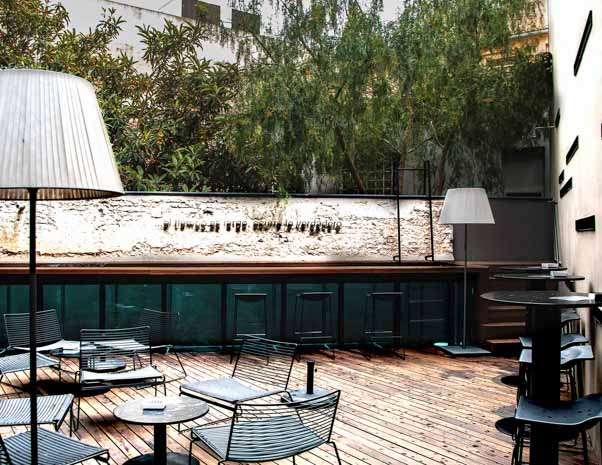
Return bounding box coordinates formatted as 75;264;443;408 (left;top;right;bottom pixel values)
0;70;123;464
439;188;494;356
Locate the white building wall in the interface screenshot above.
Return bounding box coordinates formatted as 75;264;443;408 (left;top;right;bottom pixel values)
58;0;237;71
548;0;602;456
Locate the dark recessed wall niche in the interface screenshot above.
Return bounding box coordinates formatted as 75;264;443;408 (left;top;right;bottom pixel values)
555;109;561;128
558;170;565;184
574;10;593;76
566;136;579;164
560;178;573;198
576;215;596;232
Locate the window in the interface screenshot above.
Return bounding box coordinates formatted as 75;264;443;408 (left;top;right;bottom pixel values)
182;0;221;26
232;9;260;35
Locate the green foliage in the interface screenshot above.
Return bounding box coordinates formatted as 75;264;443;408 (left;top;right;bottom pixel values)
0;0;552;194
220;0;552;194
0;0;259;192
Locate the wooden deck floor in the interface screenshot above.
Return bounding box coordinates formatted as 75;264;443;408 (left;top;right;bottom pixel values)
0;349;590;465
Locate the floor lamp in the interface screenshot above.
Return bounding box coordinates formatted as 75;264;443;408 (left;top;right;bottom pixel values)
439;188;494;356
0;69;123;464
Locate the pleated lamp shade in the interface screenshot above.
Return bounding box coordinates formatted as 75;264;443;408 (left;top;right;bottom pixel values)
0;69;124;200
439;188;495;225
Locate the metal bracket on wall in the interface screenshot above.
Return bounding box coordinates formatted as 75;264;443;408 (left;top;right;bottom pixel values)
393;160;435;264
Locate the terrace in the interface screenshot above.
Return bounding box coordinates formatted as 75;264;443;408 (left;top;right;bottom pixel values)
0;350;587;465
1;1;601;465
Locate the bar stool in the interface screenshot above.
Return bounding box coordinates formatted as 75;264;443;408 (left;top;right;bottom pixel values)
561;308;581;334
362;292;404;360
293;292;335;360
231;293;268;362
513;394;602;465
517;345;594;401
519;332;588;350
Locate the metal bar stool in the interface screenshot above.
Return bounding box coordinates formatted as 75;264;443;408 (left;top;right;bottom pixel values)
362;292;404;360
231;293;268;362
293;292;335;360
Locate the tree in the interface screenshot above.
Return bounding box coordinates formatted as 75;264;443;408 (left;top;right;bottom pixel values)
219;0;552;194
0;0;256;192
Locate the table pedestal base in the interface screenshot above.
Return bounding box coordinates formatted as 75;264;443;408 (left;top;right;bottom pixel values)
123;452;199;465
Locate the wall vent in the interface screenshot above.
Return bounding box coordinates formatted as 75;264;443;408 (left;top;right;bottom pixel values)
560;178;573;198
558;170;564;185
555;109;560;128
574;10;593;76
576;215;595;232
566;136;579;164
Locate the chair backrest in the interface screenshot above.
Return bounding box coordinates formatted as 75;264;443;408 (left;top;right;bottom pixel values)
364;292;403;334
226;390;340;462
232;336;297;390
3;309;62;349
138;308;178;346
0;435;11;465
79;326;151;372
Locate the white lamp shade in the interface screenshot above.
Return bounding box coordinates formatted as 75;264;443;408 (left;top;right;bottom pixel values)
439;188;495;225
0;69;124;200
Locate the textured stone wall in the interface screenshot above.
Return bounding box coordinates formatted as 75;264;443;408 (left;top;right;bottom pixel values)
0;195;453;262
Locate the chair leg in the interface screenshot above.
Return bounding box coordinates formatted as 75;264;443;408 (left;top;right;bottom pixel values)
329;441;342;465
581;430;589;465
292;456;296;465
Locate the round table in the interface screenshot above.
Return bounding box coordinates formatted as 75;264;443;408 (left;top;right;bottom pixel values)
493;265;567;273
481;291;597;465
114;396;209;465
492;273;584;291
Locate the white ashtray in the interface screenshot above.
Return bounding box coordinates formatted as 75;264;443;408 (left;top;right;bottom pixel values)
142;398;167;411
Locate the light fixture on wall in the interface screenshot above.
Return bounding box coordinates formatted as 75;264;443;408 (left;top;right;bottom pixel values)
439;188;495;356
0;69;123;464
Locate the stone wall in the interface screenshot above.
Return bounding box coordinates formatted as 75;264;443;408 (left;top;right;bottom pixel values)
0;195;453;262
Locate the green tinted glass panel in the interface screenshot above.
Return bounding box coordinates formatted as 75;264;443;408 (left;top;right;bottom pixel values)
106;284;161;329
226;284;280;342
43;285;100;340
343;282;397;343
0;285;29;346
286;283;338;343
407;280;450;344
170;284;221;345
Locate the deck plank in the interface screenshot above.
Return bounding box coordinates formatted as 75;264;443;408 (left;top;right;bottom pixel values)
0;350;588;465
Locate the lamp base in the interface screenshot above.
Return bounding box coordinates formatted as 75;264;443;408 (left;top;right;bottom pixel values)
438;345;491;356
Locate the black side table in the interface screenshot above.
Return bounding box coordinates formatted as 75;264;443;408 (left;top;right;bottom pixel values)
114;396;209;465
492;273;584;291
481;290;597;465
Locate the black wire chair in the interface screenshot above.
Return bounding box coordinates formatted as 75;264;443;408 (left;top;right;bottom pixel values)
74;326;166;429
0;352;59;393
0;428;109;465
0;394;74;435
190;390;342;465
137;308;187;382
181;336;297;412
3;309;76;354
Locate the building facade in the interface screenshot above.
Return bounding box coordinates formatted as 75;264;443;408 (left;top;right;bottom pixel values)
548;0;602;456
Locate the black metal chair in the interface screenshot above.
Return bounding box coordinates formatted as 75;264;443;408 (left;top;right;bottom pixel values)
0;394;74;435
561;308;581;334
74;326;166;429
512;394;602;465
137;308;186;382
0;428;109;465
230;293;269;362
180;336;297;412
4;309;77;354
294;292;335;360
189;390;342;465
362;291;404;360
0;352;59;393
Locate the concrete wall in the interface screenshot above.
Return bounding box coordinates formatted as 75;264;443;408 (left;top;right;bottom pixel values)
452;198;556;262
549;0;602;456
0;195;453;262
